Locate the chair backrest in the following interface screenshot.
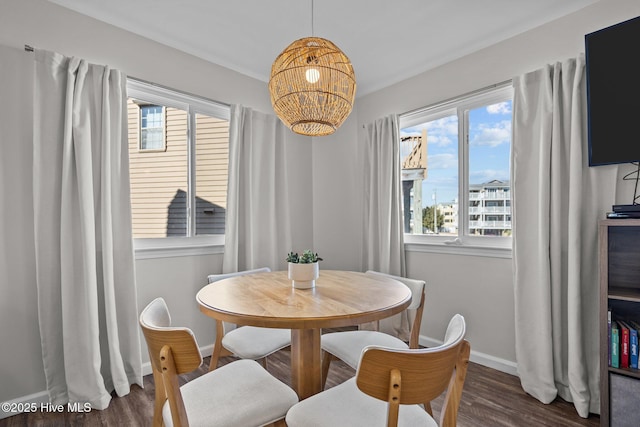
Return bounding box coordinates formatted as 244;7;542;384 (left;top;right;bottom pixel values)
207;267;271;333
140;297;202;373
355;314;470;427
139;297;203;427
365;270;426;347
207;266;271;284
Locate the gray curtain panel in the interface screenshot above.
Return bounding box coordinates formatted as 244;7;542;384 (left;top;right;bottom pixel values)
33;49;142;409
360;115;408;339
223;105;309;272
511;55;617;417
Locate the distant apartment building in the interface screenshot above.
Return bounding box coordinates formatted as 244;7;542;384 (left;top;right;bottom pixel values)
468;180;511;236
404;180;511;236
440;202;458;234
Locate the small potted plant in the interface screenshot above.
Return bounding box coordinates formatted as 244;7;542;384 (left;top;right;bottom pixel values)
287;250;323;289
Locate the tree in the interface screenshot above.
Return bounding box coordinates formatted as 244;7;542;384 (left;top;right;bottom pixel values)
422;206;444;233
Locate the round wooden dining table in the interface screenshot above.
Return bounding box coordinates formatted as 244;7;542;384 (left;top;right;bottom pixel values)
196;269;412;399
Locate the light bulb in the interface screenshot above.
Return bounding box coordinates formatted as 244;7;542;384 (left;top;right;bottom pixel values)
305;68;320;84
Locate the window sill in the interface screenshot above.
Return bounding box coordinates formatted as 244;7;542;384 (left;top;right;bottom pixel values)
404;235;512;259
134;235;224;260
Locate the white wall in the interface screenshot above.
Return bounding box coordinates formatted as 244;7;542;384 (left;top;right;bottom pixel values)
135;254;224;360
313;0;640;370
311;113;362;270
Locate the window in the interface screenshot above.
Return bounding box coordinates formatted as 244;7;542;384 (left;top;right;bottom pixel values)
127;79;230;242
399;83;513;250
139;104;165;150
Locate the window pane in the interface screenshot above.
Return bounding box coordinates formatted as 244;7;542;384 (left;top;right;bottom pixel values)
140;105;165;150
128;98;188;237
467;100;512;237
195;113;229;235
400;115;458;235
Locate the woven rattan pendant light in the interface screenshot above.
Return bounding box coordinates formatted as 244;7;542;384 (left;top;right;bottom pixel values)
269;1;356;136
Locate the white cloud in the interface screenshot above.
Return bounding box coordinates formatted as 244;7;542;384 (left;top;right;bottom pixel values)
469;168;510;183
470;120;511;147
428;153;457;169
426;116;458;134
426;133;454;147
486;102;511;115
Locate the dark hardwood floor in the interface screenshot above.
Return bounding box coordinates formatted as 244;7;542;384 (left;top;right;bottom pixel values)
1;348;600;426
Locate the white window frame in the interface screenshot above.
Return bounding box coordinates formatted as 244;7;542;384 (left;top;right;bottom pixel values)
400;82;513;258
127;78;230;258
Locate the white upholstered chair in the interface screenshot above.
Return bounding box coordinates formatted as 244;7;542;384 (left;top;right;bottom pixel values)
139;297;298;427
287;314;470;427
321;270;426;385
206;267;291;371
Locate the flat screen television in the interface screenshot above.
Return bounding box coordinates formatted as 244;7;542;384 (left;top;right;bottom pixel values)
585;16;640;166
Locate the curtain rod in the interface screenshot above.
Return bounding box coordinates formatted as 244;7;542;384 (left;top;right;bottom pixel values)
24;44;34;52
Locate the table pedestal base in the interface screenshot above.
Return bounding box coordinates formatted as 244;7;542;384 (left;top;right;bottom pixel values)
291;328;322;400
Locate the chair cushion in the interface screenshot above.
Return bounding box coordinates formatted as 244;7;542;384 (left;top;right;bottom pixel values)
222;326;291;360
162;359;298;427
286;378;436;427
321;330;409;369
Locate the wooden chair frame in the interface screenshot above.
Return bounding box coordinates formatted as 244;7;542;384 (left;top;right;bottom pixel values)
140;311;201;427
209;318;235;371
140;298;290;427
356;339;471;427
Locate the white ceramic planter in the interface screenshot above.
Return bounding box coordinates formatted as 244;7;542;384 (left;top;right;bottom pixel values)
288;262;319;289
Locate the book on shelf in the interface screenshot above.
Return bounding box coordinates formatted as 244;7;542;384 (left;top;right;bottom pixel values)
618;320;630;369
612;321;620;368
629;320;640;370
608;309;612;367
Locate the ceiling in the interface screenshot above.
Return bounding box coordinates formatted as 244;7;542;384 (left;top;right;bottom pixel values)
48;0;597;97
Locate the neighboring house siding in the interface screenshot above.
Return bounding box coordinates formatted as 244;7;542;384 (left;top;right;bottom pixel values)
127;100;228;238
194;113;229;235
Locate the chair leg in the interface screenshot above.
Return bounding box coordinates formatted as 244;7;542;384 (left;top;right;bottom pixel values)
321;351;333;389
424;401;433;416
150;367;166;427
209;342;223;371
209;345;233;371
210;320;230;371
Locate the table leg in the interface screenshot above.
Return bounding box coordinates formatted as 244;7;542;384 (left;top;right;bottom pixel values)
290;328;322;400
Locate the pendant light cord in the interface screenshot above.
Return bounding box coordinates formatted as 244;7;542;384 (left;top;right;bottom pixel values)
311;0;314;36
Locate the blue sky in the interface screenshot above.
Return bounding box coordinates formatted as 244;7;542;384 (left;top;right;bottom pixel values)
400;100;512;206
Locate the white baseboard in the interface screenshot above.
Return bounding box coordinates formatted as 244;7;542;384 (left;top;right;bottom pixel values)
419;335;519;377
0;390;50;420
